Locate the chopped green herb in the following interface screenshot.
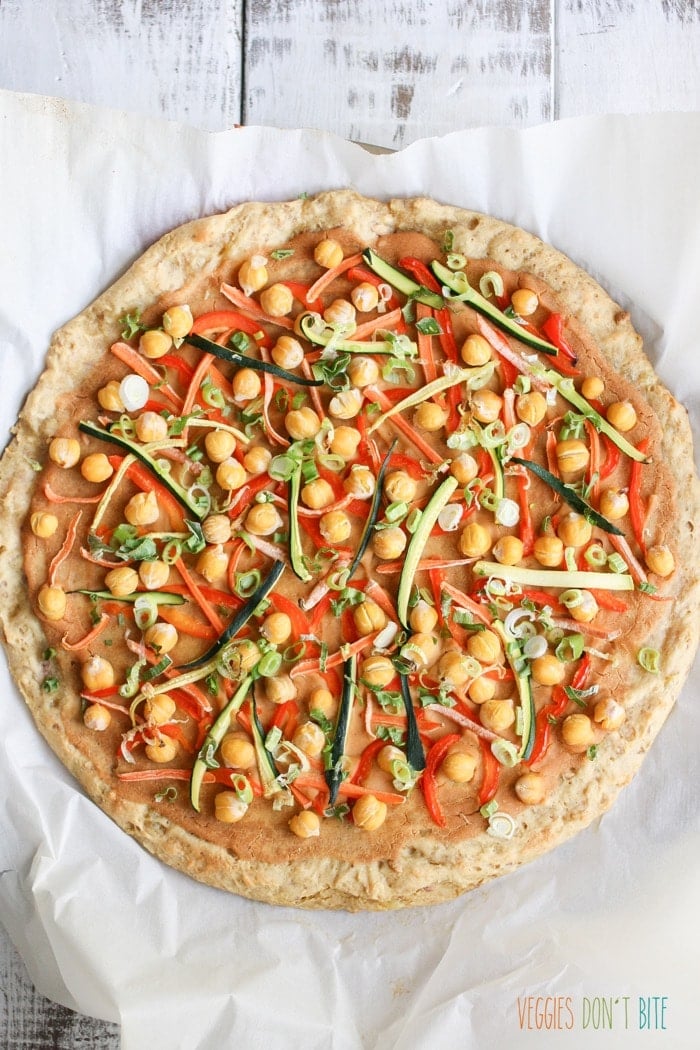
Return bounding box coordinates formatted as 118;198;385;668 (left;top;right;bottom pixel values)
119;310;146;340
415;317;443;336
154;786;178;803
270;248;295;260
587;744;598;761
41;676;59;694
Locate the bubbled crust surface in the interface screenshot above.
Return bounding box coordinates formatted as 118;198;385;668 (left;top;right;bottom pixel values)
0;190;698;910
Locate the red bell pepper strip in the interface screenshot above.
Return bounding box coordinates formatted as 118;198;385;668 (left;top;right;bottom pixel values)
436;307;459;363
599;433;621;480
397;256;443;294
269;699;300;739
421;733;462;827
107;455;186;530
541;313;577;361
282;281;323;314
191;309;272;346
629;439;650;554
526;653;591;767
477;737;500;805
226;474;273;520
158;353;196;385
268;591;312;640
350;738;386;785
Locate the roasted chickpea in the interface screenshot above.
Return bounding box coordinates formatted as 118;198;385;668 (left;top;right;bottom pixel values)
408;599;438;635
492;535;524;566
414;401;448;432
243;445;272;475
329;388;363;419
143;693;177;725
285;406;322;440
30;512;59;539
215;458;247;491
81;655;115;692
438;650;473;687
515;391;547;426
245;502;283;535
511;288;539;316
308;686;334;718
561;712;595;751
238;255;268;294
459;522;492;558
350;281;379;312
83;703;111;731
480;699;515;734
80;452;114;483
384;470;417;503
196;545;229;583
514;771;546;805
301;477;335;510
470;388;502;424
567;590;599;623
232;367;262;403
353;599;387;637
401;632;440;669
97;380;125;412
272;335;304;370
645;544;675;577
49;437;81;469
329;425;361;459
360;655;395;689
466;629;501;665
319;509;352;543
138;560;170;591
220;732;256;768
533;534;564;568
145;736;179;764
214;790;248;823
104;565;139;598
468;675;496;703
556;438;589;475
347;356;379;388
124;490;160;526
581;376;604;400
144;622;178;654
442;750;477;783
292;721;326;758
133;411;167;444
599;488;629;521
162;304;193;339
593;697;626;731
323;298;356;327
352;794;387;831
260;612;292;646
373;526;407;560
314;238;344;269
139;329;173;360
205;429;237;463
202;514;232;545
450;452;479;486
530;653;566;686
460;334;492;366
606;400;637;432
557;512;592;548
260;283;294;317
344;464;375;499
289;810;321;838
265;674;297;704
377;744;405;775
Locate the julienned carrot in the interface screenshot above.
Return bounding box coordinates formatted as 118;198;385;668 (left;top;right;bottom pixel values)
477;737;500;806
302;357;326;418
268;591;312;639
306;252;364;303
437;582;493;625
44;481;103;505
182;350;216;421
416;302;438;383
362;578;398;619
48;510;82;586
420;733;461;827
191;309;271;345
350;739;386;785
174;557;225;633
290;632;378;677
629;439;650;554
61;613;110;651
352;307;404;340
363;387;444;464
609;534;648;584
220;282;295;330
262;371;291;447
376;557;474;575
110;341;182;409
292;772;405;806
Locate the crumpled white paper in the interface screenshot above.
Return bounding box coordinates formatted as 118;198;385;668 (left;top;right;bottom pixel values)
1;92;698;1050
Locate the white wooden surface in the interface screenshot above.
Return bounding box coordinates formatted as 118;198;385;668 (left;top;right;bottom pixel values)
1;1;699;1046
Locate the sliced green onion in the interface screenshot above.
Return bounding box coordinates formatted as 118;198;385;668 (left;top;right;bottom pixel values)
133;594;159;630
560;588;584;609
162;539;183;565
513;374;531;395
607;552;627;574
555;633;585;662
638;647;660;673
479;271;505;298
480;799;498;818
268;454;297;481
231;773;254;804
201;379;225;409
584;543;607;568
282;640;307;664
234;569;261;598
447;253;467;271
564;546;578;572
406;508;422;533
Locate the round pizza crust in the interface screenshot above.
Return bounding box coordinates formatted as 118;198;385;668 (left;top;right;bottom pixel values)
1;190;698;910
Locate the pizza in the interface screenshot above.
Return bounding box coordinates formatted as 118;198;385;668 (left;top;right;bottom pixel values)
0;190;698;911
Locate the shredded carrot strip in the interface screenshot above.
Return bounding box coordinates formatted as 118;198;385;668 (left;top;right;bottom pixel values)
609;534;648;585
306;252;364;302
352;307;404;340
262;372;291;447
182;350;215;420
439;582;493;625
174;557;225;633
474;317;549;392
362;579;398;619
301;357;325;419
226;537;248;593
110;341;182;409
158;604;217;641
43;482;103;505
61;613;110;651
416;303;438;383
585;419;601;506
375;557;474;575
292;773;405;806
502;386;516;429
363;387;444;464
220;283;295;330
290;633;378;678
48;510;82;585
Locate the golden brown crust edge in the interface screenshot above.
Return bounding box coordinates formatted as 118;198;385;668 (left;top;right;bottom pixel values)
1;190;698;911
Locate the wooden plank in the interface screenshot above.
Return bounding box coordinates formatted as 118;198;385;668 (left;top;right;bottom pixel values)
0;0;244;129
556;0;700;119
244;0;553;148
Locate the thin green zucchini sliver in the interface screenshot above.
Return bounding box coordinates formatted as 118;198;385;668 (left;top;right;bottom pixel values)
73;589;186;606
325;653;357;806
510;456;624;536
190;674;253;811
346;438;397;578
185;332;323;386
399;672;426;771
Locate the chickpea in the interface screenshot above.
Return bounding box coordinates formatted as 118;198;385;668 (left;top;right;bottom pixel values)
196;545;229;583
215;458;247;491
442;750;477;783
301;477;335;510
144;622;179;654
292;721;326;758
124;490;160;526
557;512;592;548
468;675;496;704
245;503;283;535
470;388;502;424
561;712;595;751
344;464;375;499
373;527;407;560
480;699;515;734
135;411;168;444
351;281;379;312
414;401;448;432
567;591;599;623
205;429;237;463
515;391;547;426
408;599;438;635
556;438;589;475
353;599;387;637
514;771;546;805
361;655;395;689
30;512;59;539
260;612;293;646
450;453;479;486
289;809;321;838
329;388;363;420
81;655;115;692
285;406;322;440
97;380;125;412
492;535;524;566
581;376;604;400
243;445;272;475
530;653;566;686
139;560;170;591
49;437;81;469
645;544;675;577
352;794;387;831
459;522;491;558
308;686;334;718
329;425;361;459
80;453;114;483
438;650;473;687
162;305;193;339
37;584;67;621
220;732;256;768
202;514;232;545
314;238;344;269
83;703;111;731
347;356;379;389
265;674;297;704
377;744;405;774
139;329;173;360
401;632;440;669
599;488;629;521
460;334;492;367
144;693;177;725
232;367;262;403
145;736;179;764
272;335;304;370
214;790;248;823
319;509;352;543
323;298;356;327
104;565;139;598
511;288;539;317
238;256;268;294
236;639;261;674
606;400;637;432
260;283;294;317
466;629;501;665
593;697;626;731
533;534;564;568
384;470;417;504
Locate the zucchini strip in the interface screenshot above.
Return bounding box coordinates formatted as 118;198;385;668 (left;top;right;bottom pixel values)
366;364;493;435
491;621;535;761
346;438;397;579
399;672;426;771
288;461;312;582
473;561;634;591
72;589;186;606
541;372;649;463
325;653;357;806
190;674;253;812
362;248;444;309
397;475;459;628
510;456;624;535
185;332;323;387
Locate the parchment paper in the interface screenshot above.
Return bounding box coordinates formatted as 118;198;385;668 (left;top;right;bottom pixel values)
1;91;699;1050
